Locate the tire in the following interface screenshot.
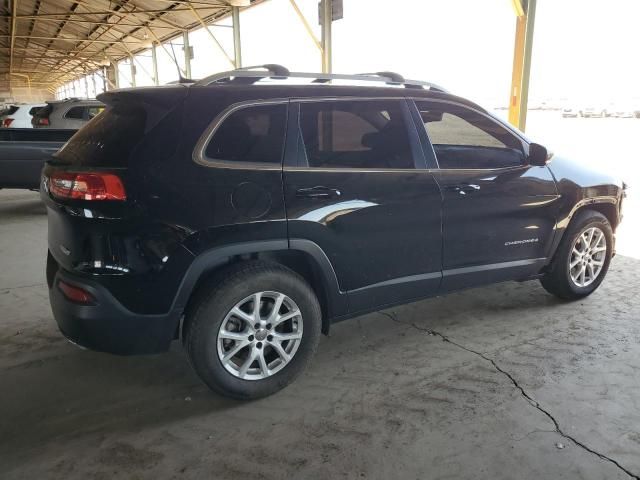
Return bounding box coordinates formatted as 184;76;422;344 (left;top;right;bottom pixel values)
540;210;613;300
183;261;322;400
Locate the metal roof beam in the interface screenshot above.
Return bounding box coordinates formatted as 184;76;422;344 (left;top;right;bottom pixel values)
186;1;235;68
9;0;17;77
15;16;177;29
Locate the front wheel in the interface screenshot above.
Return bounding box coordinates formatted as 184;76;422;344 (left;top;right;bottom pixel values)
540;210;613;300
183;261;322;400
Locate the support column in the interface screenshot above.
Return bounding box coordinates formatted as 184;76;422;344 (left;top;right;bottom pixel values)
508;0;537;131
518;0;537;131
129;55;136;87
151;43;159;85
232;6;242;68
508;15;526;127
183;31;192;78
320;0;332;73
110;62;119;89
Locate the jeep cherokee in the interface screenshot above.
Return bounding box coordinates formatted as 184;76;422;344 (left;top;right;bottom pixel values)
41;65;626;399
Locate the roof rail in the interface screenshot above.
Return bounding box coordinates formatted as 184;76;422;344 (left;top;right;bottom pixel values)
194;64;448;92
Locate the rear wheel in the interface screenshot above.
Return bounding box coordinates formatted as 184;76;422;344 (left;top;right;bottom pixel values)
540;210;613;300
183;261;322;399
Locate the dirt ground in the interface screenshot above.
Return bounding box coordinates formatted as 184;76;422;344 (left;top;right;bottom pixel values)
1;188;639;480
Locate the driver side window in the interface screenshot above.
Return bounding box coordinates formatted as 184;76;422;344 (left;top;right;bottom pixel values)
416;101;525;169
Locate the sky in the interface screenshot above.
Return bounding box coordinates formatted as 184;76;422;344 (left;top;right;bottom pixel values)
62;0;640;109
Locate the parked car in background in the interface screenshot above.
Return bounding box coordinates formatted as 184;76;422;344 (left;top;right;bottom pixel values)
0;128;76;189
561;107;578;118
608;104;634;118
579;106;607;118
41;66;626;400
32;98;104;129
0;104;45;128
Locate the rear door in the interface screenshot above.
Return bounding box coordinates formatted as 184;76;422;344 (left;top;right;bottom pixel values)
284;98;443;314
411;99;560;291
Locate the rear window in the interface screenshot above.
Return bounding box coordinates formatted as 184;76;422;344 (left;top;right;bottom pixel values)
54;105;146;166
34;104;53;119
4;106;19;115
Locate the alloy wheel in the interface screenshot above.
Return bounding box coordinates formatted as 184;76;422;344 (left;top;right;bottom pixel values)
217;291;303;380
569;226;607;288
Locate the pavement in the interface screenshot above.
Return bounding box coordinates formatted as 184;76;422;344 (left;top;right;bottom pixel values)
1;187;639;480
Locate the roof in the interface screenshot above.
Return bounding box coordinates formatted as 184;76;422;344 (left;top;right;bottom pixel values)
99;80;484;114
0;0;261;92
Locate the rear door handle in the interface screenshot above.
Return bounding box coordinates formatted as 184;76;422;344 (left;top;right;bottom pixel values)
295;186;342;199
446;183;480;195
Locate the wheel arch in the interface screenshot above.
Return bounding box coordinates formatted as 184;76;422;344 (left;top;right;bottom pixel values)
570;198;619;231
547;199;618;268
173;240;346;337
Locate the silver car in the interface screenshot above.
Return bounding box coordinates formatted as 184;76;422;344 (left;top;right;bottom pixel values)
32;98;104;129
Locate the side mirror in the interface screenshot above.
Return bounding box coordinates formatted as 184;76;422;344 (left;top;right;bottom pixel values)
528;143;551;166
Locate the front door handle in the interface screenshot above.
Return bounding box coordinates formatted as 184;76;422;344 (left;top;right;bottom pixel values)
446;183;480;195
295;186;342;199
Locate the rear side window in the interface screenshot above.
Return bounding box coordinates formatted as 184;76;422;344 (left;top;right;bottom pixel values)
28;106;43;116
5;106;18;115
204;103;287;164
88;106;104;119
416;101;524;169
65;106;86;119
54;105;146;167
298;100;415;169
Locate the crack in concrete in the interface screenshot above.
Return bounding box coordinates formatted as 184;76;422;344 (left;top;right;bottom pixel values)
379;310;640;480
0;282;47;293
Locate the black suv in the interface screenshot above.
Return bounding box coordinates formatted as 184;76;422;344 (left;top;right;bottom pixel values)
41;66;625;399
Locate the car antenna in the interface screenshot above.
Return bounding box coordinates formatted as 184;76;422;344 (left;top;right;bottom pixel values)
168;40;190;84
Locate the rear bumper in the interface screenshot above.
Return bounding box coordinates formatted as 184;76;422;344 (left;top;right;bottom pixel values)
49;267;181;355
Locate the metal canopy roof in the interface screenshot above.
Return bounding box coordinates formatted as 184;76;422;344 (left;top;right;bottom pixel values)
0;0;258;91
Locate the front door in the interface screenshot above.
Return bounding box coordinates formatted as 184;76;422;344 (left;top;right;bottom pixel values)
412;99;560;291
284;98;443;314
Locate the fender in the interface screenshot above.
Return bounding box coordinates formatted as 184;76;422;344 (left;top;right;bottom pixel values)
170;238;348;321
546;195;620;265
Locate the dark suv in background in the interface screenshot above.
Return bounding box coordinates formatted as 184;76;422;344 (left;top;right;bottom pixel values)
41;65;625;399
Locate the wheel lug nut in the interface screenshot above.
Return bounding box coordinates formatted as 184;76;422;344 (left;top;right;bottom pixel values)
254;323;260;329
248;335;254;341
266;323;272;330
256;342;263;349
267;334;273;341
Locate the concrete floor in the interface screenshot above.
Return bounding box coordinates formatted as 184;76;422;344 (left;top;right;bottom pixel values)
1;189;639;480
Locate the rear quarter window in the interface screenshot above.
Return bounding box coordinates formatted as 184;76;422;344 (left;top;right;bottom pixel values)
64;106;86;119
54;105;146;167
203;103;287;164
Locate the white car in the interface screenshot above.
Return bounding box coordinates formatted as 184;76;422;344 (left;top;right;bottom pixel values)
0;104;46;128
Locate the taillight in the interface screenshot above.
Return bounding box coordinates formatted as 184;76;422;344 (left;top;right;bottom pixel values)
48;171;126;201
36;117;49;126
58;280;96;305
3;118;14;127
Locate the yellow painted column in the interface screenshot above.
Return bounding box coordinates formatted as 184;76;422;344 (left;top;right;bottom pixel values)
508;14;526;128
